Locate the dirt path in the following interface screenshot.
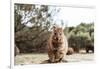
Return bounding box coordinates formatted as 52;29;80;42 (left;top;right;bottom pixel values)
15;53;94;65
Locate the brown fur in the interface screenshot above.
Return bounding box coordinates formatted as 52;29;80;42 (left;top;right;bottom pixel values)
48;26;68;63
67;47;74;55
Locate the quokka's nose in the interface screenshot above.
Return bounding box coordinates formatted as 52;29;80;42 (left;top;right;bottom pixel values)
56;38;61;41
56;38;58;40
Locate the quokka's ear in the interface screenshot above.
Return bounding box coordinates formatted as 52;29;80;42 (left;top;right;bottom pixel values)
52;25;57;31
53;25;56;29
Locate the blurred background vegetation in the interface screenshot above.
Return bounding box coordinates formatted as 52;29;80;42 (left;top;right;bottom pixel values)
14;4;94;54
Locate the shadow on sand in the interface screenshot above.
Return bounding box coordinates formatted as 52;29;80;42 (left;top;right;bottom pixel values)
40;60;68;64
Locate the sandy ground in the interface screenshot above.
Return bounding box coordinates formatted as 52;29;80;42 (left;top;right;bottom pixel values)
15;53;94;65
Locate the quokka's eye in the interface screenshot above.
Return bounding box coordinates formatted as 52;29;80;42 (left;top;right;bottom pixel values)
54;33;56;35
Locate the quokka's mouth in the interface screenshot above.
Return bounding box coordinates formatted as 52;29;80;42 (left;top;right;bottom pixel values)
52;40;63;44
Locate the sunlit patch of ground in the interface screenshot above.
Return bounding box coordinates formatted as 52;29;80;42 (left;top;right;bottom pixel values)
15;52;94;65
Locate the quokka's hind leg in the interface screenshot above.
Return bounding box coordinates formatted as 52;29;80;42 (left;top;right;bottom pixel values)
55;52;64;63
59;57;63;62
54;58;63;63
58;52;67;63
48;50;55;63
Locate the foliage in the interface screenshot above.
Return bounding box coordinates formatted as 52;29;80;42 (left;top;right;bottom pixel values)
64;23;94;52
14;4;57;53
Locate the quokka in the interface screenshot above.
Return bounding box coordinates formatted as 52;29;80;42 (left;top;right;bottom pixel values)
48;26;68;63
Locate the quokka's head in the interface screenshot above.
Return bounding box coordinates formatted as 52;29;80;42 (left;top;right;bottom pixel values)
52;26;64;44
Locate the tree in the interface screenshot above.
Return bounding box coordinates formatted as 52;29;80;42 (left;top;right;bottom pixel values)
14;4;60;53
64;23;94;53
